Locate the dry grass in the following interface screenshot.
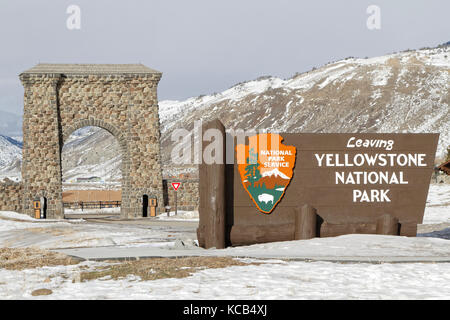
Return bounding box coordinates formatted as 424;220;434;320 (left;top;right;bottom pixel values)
79;257;260;282
1;248;262;283
0;247;79;270
31;288;53;296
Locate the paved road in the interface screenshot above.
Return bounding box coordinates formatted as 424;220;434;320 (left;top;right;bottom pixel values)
3;214;449;263
0;215;199;249
82;217;199;228
52;218;450;264
55;246;450;264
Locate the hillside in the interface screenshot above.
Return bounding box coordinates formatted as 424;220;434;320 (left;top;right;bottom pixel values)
61;127;122;184
0;45;448;182
159;46;449;165
0;135;22;181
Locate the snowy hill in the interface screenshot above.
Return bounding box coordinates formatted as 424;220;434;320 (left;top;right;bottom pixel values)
159;46;449;167
0;45;448;182
61;126;122;184
0;135;22;181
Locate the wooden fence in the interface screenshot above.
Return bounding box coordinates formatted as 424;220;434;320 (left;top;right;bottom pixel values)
63;200;121;211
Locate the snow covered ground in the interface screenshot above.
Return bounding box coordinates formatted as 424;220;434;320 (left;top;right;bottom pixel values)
216;234;450;260
1;259;449;299
156;210;199;221
0;211;196;249
0;184;448;299
422;183;450;224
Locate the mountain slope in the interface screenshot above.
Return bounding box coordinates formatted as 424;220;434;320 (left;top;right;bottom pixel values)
0;135;22;181
0;45;448;182
61;126;122;183
160;46;449;165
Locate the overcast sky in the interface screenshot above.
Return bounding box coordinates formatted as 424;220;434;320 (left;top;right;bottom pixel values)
0;0;448;115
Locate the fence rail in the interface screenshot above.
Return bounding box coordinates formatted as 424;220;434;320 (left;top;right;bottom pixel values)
63;201;121;210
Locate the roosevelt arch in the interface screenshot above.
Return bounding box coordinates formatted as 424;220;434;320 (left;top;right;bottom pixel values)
20;64;164;219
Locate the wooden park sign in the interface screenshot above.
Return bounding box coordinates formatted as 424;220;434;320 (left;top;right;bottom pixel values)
197;119;439;249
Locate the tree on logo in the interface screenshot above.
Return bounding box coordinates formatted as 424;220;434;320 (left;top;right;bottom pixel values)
245;148;262;187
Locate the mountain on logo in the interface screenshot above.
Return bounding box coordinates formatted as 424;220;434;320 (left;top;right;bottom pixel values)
252;170;290;190
261;168;290;179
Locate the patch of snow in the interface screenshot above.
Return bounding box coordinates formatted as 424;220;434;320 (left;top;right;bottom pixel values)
317;66;355;89
285;63;347;90
64;207;121;215
218;234;450;259
422;184;450;224
421;47;450;67
370;66;392;86
0;135;22;180
0;211;41;222
156;210;199;221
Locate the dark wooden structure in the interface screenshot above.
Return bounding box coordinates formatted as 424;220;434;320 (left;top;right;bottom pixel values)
198;120;226;249
197;119;439;248
63;200;121;211
438;160;450;175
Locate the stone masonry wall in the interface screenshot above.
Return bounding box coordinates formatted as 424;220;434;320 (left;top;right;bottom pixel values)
20;65;164;219
20;74;62;218
0;181;23;212
164;179;199;211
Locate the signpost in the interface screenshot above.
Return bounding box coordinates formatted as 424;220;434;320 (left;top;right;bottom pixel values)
197;119;439;249
171;182;181;216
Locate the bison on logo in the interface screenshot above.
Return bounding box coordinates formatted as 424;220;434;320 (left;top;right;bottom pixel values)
236;133;296;214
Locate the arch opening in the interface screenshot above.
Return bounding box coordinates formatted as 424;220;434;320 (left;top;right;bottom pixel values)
61;126;123;217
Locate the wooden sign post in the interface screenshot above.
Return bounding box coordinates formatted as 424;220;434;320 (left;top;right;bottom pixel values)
198;119;226;249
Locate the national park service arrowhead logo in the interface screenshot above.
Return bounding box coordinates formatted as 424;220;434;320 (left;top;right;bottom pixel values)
236;133;296;214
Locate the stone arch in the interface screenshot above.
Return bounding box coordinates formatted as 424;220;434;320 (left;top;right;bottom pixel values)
61;119;130;215
62;118;129;165
19;64;164;219
62;118;126;150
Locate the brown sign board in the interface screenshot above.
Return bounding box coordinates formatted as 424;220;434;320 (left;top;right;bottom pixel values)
197;120;439;248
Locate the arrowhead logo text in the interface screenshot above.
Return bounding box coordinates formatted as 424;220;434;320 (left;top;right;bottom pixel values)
236;133;296;214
